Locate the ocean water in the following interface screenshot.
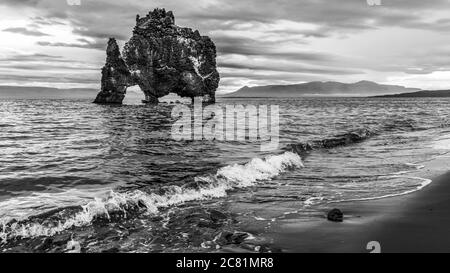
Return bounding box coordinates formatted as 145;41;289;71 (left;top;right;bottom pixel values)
0;97;449;252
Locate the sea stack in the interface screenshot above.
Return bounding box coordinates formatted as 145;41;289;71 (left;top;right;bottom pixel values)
94;8;220;104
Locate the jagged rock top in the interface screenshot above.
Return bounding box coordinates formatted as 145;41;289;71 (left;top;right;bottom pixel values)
136;8;175;29
133;8;202;40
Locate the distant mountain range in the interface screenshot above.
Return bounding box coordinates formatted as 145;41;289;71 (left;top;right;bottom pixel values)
0;86;157;100
1;82;450;100
222;81;422;97
374;89;450;98
0;86;98;99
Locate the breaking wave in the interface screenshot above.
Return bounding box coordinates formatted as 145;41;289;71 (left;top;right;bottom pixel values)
332;175;432;203
286;128;376;155
0;152;303;243
286;118;430;156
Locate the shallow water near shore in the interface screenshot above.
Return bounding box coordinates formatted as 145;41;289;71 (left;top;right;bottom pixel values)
0;97;449;252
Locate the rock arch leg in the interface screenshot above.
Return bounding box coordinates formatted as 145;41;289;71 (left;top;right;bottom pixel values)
93;38;131;104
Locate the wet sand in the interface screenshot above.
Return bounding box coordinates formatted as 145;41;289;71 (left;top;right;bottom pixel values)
268;157;450;253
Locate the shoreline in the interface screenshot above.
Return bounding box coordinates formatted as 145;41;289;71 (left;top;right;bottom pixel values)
267;155;450;253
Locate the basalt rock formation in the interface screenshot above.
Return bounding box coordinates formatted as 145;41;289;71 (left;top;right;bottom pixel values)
94;38;131;103
94;8;220;104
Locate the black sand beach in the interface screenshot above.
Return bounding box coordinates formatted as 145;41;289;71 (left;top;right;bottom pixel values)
269;157;450;253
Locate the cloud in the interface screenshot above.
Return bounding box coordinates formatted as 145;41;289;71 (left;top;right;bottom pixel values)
219;61;363;75
215;36;334;62
2;27;49;36
0;53;63;62
0;53;100;74
29;16;66;26
37;40;106;50
3;1;450;36
0;0;41;7
0;0;450;91
0;63;99;71
72;28;129;41
185;0;450;33
0;73;99;85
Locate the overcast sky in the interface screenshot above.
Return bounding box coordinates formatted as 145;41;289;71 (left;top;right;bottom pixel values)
0;0;450;93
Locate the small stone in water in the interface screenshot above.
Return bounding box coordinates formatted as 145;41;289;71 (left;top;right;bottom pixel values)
327;208;344;222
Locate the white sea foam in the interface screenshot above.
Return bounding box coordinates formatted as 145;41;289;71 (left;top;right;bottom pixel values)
217;152;303;186
66;239;81;253
433;135;450;150
404;162;425;170
304;196;325;206
0;152;303;243
333;175;432;203
391;163;425;175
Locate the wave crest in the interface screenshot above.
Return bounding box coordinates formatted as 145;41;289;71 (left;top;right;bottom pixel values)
0;152;303;243
217;152;303;185
287;128;375;155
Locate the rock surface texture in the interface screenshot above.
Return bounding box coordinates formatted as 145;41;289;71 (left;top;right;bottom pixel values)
327;208;344;222
94;8;220;104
